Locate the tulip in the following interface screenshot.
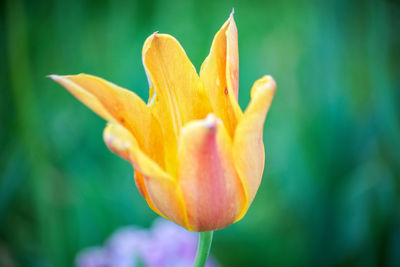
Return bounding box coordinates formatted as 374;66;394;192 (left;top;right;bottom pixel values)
49;13;275;233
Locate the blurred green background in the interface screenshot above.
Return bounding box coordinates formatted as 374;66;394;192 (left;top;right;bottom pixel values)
1;0;400;266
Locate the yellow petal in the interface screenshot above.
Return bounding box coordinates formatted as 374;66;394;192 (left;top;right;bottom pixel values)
142;33;212;175
49;74;165;168
177;114;246;231
103;122;190;229
200;12;242;137
233;75;276;220
48;74;114;121
143;171;191;230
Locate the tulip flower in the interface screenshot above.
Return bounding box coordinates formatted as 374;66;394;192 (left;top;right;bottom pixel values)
49;12;275;265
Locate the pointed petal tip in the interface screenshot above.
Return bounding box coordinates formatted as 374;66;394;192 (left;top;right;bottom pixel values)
47;74;59;80
181;114;221;137
204;113;219;131
143;32;173;55
47;74;85;81
151;31;159;39
228;8;236;23
257;75;277;92
48;74;68;84
103;122;135;162
250;75;276;103
146;31;168;43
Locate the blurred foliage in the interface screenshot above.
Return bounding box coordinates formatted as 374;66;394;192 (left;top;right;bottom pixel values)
1;0;400;266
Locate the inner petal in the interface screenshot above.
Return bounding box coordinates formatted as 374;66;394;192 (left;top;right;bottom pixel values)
200;13;243;137
142;33;213;174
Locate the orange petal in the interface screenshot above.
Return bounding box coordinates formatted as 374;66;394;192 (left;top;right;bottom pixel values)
103;122;190;229
49;74;165;168
200;12;242;137
177;114;246;231
142;33;212;174
143;171;191;230
233;75;276;220
225;12;239;100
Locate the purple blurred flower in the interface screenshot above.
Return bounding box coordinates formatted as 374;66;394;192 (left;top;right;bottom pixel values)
76;218;219;267
76;247;108;267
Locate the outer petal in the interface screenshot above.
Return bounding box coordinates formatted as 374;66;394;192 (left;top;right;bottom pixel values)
177;114;246;231
49;74;165;168
142;33;212;174
200;12;242;137
233;75;276;220
104;123;190;229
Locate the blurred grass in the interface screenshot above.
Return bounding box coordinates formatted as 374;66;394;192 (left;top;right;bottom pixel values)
0;0;399;266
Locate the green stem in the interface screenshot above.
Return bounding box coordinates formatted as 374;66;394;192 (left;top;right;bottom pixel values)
193;231;214;267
